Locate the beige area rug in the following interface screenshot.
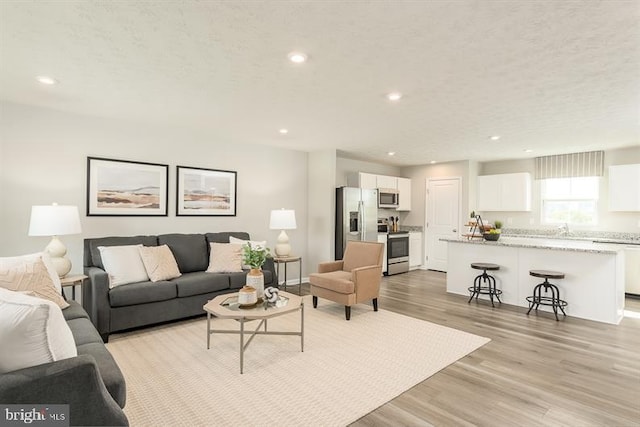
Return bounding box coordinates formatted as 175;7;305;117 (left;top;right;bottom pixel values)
107;296;490;427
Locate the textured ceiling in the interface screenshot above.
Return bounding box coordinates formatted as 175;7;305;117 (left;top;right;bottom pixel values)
0;1;638;166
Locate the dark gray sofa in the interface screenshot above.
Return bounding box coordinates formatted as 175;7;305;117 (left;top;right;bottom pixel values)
83;232;277;342
0;301;128;426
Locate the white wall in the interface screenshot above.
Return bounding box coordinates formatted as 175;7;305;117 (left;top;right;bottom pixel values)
479;146;640;232
0;102;309;273
308;150;337;271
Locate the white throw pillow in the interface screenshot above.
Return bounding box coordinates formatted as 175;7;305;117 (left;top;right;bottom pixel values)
206;243;243;273
0;287;77;374
229;236;267;270
138;245;182;282
98;245;150;288
0;252;69;309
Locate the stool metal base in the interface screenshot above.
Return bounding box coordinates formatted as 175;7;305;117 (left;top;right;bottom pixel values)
468;270;502;307
526;279;567;321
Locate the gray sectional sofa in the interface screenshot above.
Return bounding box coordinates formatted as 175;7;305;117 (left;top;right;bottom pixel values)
0;301;128;426
83;232;277;342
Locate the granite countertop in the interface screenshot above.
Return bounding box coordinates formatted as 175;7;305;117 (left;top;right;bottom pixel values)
441;236;629;254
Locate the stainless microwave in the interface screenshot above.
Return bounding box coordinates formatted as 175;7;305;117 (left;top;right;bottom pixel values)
378;188;399;208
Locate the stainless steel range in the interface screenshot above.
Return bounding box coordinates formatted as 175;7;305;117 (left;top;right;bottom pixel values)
386;231;409;275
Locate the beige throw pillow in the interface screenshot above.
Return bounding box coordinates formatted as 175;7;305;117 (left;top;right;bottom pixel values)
207;243;243;273
138;245;182;282
229;236;267;270
0;253;69;309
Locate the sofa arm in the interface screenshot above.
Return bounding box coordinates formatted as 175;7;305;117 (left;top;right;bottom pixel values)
318;260;344;273
352;265;383;302
0;355;128;426
84;266;111;342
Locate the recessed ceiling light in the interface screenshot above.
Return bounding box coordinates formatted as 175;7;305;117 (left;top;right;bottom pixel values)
36;76;57;85
524;149;533;153
288;52;307;63
489;135;501;141
387;152;396;156
387;92;402;101
430;160;437;164
279;129;289;134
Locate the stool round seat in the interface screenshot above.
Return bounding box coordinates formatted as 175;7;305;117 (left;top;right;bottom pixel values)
529;270;565;280
471;263;500;271
527;269;567;321
468;262;502;307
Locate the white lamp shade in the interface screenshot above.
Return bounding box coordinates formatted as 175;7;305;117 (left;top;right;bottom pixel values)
269;209;297;230
28;204;82;236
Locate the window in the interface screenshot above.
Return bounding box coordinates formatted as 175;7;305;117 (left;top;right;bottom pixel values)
541;177;599;225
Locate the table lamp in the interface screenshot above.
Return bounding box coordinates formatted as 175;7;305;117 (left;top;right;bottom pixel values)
269;209;297;257
28;203;82;277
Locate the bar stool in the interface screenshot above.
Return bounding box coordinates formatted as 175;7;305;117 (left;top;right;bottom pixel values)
468;263;502;307
526;270;567;321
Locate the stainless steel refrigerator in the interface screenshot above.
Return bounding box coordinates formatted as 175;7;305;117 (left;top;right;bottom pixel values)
335;187;378;260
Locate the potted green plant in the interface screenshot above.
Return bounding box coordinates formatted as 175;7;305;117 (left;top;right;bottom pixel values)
242;243;271;298
242;242;270;270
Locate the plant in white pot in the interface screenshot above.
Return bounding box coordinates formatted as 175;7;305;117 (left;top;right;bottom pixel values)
242;242;271;298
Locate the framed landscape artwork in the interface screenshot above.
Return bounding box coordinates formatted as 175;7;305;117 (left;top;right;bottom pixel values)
86;157;169;216
176;166;237;216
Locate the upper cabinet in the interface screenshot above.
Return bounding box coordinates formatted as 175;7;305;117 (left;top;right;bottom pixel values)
348;172;412;211
477;172;532;211
376;175;397;190
396;177;411;211
357;172;378;189
609;164;640;211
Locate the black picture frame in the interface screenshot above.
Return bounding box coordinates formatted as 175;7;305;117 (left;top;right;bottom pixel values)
86;157;169;216
176;165;237;216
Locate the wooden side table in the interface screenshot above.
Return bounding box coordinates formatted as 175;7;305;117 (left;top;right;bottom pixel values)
272;256;302;295
61;274;88;300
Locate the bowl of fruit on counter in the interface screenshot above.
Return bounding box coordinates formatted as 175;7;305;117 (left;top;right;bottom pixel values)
483;221;502;241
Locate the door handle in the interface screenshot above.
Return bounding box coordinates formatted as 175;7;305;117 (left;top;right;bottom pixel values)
452;229;457;233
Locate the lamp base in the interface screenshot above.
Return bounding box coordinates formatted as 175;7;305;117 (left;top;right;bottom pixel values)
275;230;292;257
45;236;72;277
50;257;72;278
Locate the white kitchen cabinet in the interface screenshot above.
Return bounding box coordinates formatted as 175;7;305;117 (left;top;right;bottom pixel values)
376;175;397;190
377;234;388;274
396;177;412;211
477;172;531;211
358;172;378;189
609;164;640;211
409;231;422;269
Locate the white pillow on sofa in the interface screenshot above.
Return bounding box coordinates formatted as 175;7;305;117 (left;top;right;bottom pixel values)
229;236;267;270
98;245;150;288
0;252;68;309
0;287;77;374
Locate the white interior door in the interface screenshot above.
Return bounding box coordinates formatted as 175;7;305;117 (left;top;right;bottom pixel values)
425;177;461;272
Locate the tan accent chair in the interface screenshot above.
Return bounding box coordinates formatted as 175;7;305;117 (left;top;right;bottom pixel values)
309;241;384;320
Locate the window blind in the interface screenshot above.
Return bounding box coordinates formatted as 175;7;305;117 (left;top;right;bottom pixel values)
534;151;604;179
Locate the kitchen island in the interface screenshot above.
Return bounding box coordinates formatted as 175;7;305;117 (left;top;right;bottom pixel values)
443;236;626;324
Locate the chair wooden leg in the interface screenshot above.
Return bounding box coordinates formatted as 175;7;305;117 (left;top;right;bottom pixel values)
373;298;378;311
345;306;351;320
312;296;318;308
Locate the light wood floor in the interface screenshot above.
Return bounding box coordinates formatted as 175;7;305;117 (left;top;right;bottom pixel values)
296;270;640;427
